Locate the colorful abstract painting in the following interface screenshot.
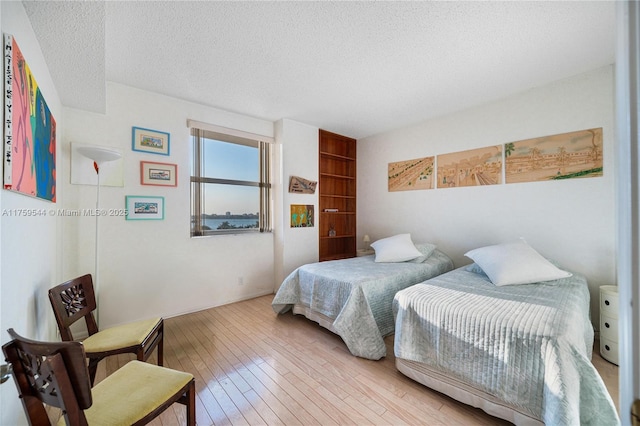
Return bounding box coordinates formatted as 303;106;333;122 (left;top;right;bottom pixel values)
505;128;603;183
3;34;57;201
388;156;435;192
290;204;314;228
437;146;502;188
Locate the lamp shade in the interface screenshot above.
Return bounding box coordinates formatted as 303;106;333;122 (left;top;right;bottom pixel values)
363;234;371;243
77;146;121;165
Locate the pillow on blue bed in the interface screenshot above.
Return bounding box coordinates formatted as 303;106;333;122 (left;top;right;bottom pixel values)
464;262;486;275
464;238;572;286
371;233;422;262
406;242;437;263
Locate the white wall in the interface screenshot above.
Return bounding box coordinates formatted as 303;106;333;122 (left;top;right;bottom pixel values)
357;66;615;327
0;2;63;424
274;119;319;288
63;83;276;329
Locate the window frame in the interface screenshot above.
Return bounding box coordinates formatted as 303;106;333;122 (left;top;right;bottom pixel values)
190;123;272;237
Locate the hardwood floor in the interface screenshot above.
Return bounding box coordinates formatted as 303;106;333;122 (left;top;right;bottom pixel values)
91;294;619;426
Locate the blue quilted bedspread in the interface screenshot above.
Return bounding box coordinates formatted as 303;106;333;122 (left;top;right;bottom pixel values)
272;249;454;359
393;265;620;425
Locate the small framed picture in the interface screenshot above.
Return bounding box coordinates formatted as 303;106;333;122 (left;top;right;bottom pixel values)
140;161;177;187
125;196;165;220
132;126;170;156
290;204;314;228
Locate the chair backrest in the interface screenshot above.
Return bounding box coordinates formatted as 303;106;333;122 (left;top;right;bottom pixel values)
48;274;99;341
2;328;93;426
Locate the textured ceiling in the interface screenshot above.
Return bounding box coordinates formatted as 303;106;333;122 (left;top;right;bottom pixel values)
23;1;616;139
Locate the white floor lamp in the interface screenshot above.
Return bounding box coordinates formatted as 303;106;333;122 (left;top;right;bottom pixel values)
77;146;122;327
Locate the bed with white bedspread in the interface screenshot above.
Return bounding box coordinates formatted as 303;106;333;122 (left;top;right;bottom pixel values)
272;248;454;360
393;265;620;425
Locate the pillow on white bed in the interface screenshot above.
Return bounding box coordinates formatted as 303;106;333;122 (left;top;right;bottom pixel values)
464;238;572;286
406;242;437;263
371;233;422;263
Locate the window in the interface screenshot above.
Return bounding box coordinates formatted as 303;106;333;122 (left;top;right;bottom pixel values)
190;121;272;236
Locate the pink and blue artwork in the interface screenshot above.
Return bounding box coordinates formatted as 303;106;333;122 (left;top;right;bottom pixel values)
4;34;57;202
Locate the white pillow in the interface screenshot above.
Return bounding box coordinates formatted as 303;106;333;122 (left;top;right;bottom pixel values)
464;238;572;286
406;242;437;263
371;233;422;263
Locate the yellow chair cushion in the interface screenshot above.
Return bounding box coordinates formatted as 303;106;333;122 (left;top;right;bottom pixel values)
82;318;161;353
57;361;193;426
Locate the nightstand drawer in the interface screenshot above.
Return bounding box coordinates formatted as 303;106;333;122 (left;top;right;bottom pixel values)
600;315;618;342
600;336;619;365
600;286;618;317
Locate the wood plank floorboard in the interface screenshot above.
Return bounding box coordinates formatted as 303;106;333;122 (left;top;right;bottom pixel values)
87;294;618;426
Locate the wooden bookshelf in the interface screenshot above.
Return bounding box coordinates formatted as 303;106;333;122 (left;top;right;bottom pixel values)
319;129;357;261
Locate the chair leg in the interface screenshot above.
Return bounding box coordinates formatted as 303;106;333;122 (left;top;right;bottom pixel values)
88;358;100;386
157;334;164;366
186;379;196;426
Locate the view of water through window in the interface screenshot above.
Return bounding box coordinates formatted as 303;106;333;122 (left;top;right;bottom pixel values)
193;136;261;231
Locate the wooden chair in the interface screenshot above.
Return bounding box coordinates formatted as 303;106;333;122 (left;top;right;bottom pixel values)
48;274;163;385
2;328;195;426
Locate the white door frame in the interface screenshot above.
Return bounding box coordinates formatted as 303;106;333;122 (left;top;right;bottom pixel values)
615;2;640;425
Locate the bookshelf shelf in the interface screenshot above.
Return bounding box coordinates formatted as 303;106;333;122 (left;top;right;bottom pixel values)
319;130;357;262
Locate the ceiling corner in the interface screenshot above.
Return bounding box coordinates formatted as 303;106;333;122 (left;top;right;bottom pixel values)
22;0;106;113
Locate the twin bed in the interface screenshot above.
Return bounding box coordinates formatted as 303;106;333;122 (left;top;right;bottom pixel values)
393;264;619;425
272;244;454;359
272;238;619;425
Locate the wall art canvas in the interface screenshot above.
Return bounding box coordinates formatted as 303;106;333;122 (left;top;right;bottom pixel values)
388;156;435;192
288;175;317;194
290;204;314;228
505;128;603;184
3;34;57;201
437;146;502;189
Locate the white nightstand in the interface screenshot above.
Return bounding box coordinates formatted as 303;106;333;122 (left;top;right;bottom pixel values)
357;248;375;257
599;285;619;365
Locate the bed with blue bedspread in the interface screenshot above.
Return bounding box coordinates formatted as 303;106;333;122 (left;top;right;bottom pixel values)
272;248;454;360
393;265;620;426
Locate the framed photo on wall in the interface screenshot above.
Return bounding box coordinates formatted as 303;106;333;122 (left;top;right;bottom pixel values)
132;126;170;156
125;195;165;220
140;161;177;186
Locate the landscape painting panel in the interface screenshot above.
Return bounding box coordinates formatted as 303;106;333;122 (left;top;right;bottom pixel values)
505;128;603;184
437;146;502;189
388;156;435;192
4;34;56;201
